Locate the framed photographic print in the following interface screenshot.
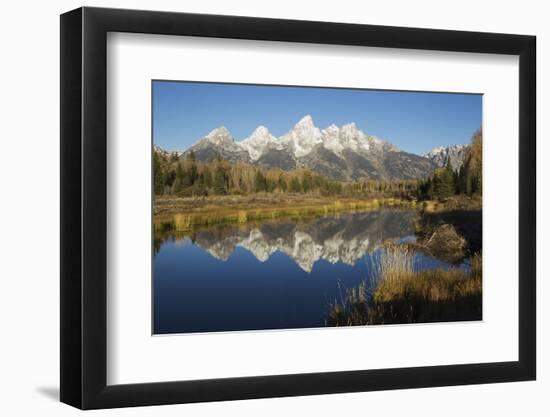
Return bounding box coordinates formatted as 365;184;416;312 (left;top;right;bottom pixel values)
60;6;536;409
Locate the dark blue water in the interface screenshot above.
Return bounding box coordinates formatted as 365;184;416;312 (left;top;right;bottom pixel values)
153;210;461;334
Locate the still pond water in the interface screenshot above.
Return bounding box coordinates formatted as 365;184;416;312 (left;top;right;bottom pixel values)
153;209;459;334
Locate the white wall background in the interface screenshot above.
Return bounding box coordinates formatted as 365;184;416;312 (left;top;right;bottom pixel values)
0;0;546;415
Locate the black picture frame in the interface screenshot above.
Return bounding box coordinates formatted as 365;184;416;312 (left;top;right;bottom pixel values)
60;6;536;410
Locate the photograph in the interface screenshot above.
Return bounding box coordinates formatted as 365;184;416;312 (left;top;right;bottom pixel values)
152;81;483;335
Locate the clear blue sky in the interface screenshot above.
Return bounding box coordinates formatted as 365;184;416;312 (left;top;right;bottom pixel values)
153;81;482;155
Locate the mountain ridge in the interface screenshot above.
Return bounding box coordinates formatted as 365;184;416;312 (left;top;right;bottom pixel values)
157;115;469;181
422;144;469;171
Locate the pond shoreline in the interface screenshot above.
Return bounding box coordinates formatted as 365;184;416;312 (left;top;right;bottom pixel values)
154;194;481;231
154;195;419;231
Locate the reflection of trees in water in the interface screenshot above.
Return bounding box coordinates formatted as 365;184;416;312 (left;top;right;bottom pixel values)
153;235;162;256
155;210;418;272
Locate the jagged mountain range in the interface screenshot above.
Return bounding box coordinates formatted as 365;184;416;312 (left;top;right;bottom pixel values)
153;145;184;158
421;144;469;171
186;210;417;272
157;115;469;181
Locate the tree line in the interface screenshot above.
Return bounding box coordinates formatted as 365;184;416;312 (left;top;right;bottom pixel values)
154;151;419;198
417;129;482;200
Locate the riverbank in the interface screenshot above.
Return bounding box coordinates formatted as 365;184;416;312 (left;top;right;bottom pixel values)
154;193;481;232
154;194;419;231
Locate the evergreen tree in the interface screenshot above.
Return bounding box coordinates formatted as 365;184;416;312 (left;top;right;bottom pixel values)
301;171;313;193
180;152;198;188
432;162;455;200
254;171;268;192
289;177;302;193
163;169;176;190
173;163;185;194
153;152;164;195
267;179;277;192
472;173;482;195
213;165;227;194
278;176;288;192
203;167;213;189
433;164;455;199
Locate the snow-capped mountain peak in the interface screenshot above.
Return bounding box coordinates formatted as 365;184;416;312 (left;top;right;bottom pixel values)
422;144;469;170
341;122;358;131
321;124;344;154
295;114;315;128
153;144;184;158
185;125;250;163
281;115;322;158
424;146;445;156
239;125;277;161
338;122;370;153
251;125;269;136
204;126;234;145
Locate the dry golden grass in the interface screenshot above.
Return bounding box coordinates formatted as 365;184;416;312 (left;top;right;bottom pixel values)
374;248;481;303
327;247;482;326
154;195;413;231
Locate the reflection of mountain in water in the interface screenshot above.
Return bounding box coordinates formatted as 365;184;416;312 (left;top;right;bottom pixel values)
186;210;417;272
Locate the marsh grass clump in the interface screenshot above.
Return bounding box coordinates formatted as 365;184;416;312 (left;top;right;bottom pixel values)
327;247;482;326
328;281;370;326
237;210;248;224
173;213;192;231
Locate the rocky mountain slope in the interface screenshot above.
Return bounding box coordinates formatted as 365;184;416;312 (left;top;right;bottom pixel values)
422;144;469;171
164;115;469;181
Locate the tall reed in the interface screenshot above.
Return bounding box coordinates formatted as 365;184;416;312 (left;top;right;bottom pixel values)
327;246;482;326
